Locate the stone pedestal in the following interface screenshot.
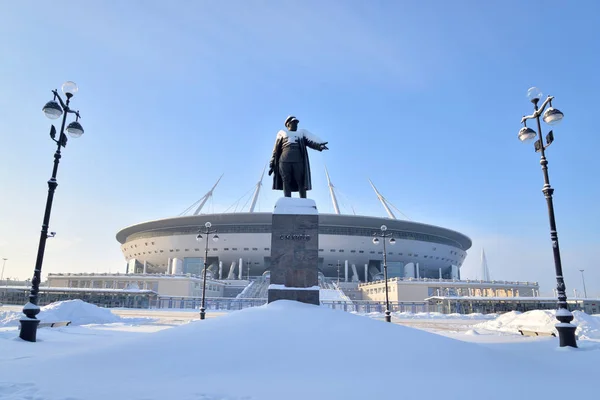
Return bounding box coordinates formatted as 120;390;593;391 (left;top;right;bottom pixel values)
268;198;320;305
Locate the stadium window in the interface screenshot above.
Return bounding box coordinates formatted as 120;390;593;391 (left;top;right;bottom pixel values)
224;248;229;251
264;248;270;251
370;251;375;254
339;250;344;253
252;248;258;251
359;250;364;253
350;250;356;253
330;249;336;252
232;248;238;250
184;249;189;252
319;249;324;252
152;242;155;245
244;248;249;251
194;248;200;252
160;250;164;253
212;248;218;251
169;250;174;252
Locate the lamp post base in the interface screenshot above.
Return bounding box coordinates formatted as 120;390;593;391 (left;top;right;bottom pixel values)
199;308;206;320
556;323;577;348
19;318;40;342
384;310;391;323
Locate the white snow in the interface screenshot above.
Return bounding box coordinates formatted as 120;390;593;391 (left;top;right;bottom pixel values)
273;197;318;214
0;301;598;399
475;309;600;339
0;299;153;327
268;284;319;291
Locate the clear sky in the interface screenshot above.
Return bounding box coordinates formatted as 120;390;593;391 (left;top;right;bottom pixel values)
1;1;599;296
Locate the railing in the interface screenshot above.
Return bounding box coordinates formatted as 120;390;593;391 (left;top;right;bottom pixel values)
154;296;427;313
359;277;539;287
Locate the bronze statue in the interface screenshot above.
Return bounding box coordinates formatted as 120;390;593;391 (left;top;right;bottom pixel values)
268;116;328;198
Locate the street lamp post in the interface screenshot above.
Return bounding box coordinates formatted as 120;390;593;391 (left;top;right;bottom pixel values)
196;222;219;320
518;87;577;348
579;269;587;299
372;224;396;323
1;258;7;284
19;82;84;343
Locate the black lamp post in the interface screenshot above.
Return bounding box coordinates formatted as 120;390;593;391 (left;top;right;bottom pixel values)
196;222;219;320
518;87;577;348
19;81;84;342
372;224;395;323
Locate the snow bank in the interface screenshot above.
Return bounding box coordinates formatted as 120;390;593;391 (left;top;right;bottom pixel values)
0;300;150;327
1;300;598;400
353;310;498;320
475;310;600;339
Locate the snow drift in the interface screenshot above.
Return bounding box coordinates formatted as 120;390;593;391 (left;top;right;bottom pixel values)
0;299;149;327
475;309;600;339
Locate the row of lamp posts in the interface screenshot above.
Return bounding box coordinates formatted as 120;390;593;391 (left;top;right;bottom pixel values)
17;84;579;348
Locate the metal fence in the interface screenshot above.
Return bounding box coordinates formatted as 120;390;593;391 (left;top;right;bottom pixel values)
155;296;428;313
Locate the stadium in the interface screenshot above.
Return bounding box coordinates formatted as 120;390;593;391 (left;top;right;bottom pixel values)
116;173;472;283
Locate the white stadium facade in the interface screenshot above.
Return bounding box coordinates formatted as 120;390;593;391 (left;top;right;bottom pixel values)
116;175;472;283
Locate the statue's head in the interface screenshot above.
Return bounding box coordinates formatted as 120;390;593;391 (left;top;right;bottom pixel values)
284;115;299;131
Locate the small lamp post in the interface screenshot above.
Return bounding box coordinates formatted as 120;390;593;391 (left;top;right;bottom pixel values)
372;224;395;323
518;87;576;348
20;82;84;342
196;222;219;320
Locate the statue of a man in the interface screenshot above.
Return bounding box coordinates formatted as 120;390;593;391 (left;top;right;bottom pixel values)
268;115;328;198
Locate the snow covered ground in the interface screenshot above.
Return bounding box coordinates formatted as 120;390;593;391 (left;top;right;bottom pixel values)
0;301;598;399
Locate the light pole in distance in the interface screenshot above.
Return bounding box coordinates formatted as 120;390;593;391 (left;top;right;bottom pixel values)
372;224;395;323
196;222;219;320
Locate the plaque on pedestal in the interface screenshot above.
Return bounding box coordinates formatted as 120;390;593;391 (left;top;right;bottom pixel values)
268;198;320;305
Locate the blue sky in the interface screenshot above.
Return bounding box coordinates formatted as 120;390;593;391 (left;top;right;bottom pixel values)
1;1;599;296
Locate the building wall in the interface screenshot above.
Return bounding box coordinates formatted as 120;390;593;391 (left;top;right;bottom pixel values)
47;274;224;298
120;233;467;280
358;278;539;302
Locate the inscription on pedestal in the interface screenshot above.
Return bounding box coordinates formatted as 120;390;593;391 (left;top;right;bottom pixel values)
268;198;320;305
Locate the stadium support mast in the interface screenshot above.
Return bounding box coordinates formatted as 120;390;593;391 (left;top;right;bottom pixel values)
368;179;397;220
249;164;267;213
481;248;491;281
193;174;223;215
325;165;341;215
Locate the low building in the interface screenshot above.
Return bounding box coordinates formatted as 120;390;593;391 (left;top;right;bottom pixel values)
427;296;600;315
0;286;157;308
358;277;539;303
47;272;226;298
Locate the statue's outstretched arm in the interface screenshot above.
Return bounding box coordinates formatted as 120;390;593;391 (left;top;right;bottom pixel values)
302;129;328;151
